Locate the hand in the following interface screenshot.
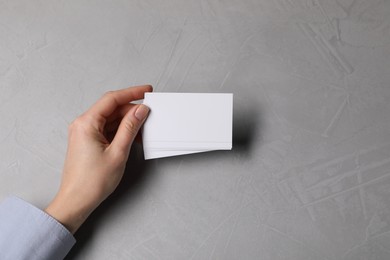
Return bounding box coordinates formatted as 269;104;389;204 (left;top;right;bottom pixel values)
45;85;152;234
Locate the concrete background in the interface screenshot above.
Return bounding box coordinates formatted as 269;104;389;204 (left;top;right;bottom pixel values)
1;0;390;259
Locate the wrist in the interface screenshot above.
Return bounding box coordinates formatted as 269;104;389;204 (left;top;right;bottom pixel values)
45;193;92;234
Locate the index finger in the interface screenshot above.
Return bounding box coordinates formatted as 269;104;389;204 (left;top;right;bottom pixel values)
87;85;153;119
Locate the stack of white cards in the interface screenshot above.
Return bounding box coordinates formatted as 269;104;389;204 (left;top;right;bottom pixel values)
142;93;233;160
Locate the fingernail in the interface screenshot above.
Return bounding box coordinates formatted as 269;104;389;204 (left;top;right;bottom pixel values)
135;104;150;121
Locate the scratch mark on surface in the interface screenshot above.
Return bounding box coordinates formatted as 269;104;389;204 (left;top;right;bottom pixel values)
274;0;294;12
219;33;256;89
15;65;27;88
290;175;317;221
140;23;164;54
218;69;232;90
189;213;234;260
13;121;60;172
15;141;60;172
335;18;341;42
189;198;254;260
177;40;209;91
341;217;390;260
203;0;217;17
342;240;365;259
307;153;390;192
0;120;16;144
302;171;390;208
127;235;157;254
355;154;368;220
262;223;330;260
309;151;352;172
142;244;161;260
298;23;353;78
322;91;349;137
222;211;241;256
315;0;337;35
284;0;295;9
162;34;199;91
258;82;287;124
377;243;390;254
335;0;358;17
161;198;191;231
34;33;49;52
368;230;390;244
283;68;346;91
208;240;218;260
280;143;390;190
6;160;19;171
155;29;182;90
365;214;374;241
276;181;292;204
305;168;354;192
250;181;272;208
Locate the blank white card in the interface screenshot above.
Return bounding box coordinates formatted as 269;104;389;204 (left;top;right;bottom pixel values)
142;93;233;159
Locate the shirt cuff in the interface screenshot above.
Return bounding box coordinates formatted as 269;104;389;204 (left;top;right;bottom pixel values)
0;196;76;260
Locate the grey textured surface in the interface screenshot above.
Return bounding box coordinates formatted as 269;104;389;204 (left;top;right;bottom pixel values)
1;0;390;259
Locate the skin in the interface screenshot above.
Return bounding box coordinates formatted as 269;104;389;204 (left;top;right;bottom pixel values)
45;85;153;234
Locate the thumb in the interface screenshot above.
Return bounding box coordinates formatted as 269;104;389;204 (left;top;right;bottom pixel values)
110;104;150;156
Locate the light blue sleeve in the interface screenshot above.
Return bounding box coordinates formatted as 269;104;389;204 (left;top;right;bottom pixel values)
0;196;76;260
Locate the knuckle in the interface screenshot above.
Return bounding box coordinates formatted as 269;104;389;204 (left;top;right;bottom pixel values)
124;120;139;136
103;91;119;106
68;118;79;131
68;116;87;132
103;91;115;98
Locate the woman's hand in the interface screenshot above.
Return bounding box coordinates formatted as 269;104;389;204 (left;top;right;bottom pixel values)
45;85;152;234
